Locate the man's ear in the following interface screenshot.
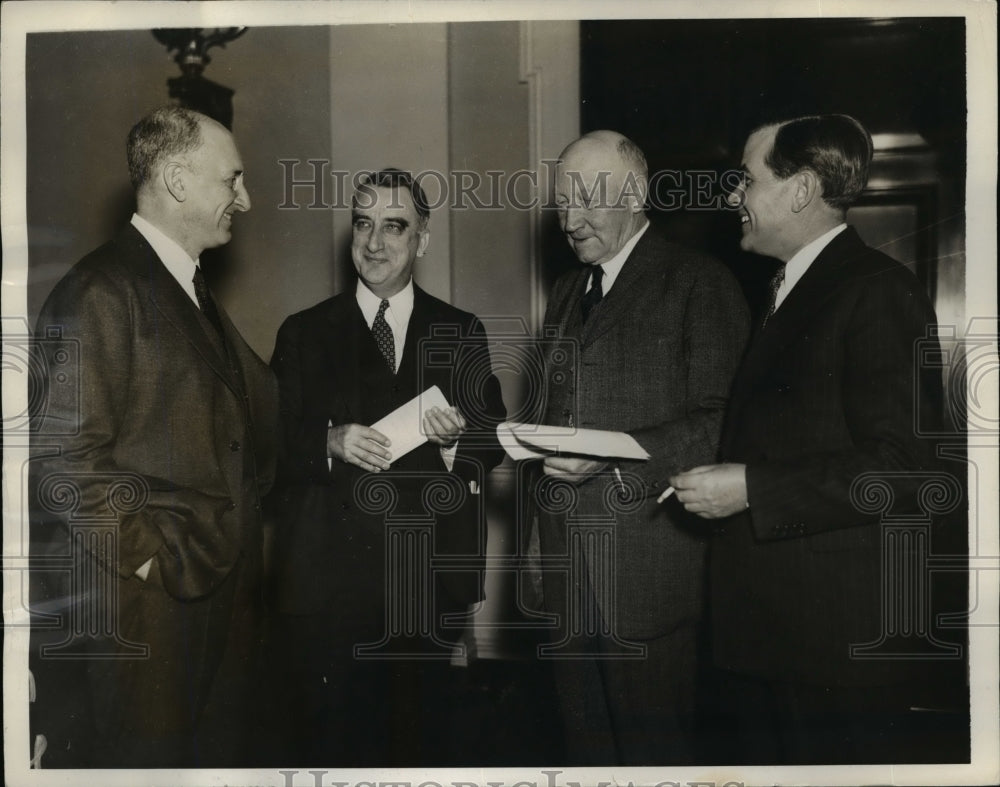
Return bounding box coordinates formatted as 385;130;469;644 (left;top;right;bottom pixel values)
162;161;187;203
416;228;430;258
790;169;820;213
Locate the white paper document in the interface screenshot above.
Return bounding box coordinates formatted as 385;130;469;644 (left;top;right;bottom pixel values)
497;421;650;462
370;385;450;464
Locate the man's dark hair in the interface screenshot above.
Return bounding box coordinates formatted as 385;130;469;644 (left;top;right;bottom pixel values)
126;106;205;191
355;168;431;226
762;114;873;210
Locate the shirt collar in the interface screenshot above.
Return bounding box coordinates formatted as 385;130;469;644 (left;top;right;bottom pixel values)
355;277;415;330
130;213;200;305
588;219;650;295
776;223;848;307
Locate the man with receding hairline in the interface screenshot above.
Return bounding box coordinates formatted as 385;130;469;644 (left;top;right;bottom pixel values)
532;130;749;764
268;169;506;765
671;114;945;763
30;106;278;767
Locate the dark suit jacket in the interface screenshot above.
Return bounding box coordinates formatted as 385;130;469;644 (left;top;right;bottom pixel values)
28;224;279;766
269;285;507;631
537;226;749;640
711;226;944;686
30;224;279;600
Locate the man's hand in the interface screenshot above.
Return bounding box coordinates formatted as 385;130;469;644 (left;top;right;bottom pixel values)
542;455;608;484
423;406;467;447
328;424;391;472
669;463;748;519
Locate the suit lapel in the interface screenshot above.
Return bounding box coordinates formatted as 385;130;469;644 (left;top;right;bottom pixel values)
730;227;866;404
552;268;589;340
578;230;659;348
398;285;448;399
396;286;428;384
324;296;374;422
121;227;242;396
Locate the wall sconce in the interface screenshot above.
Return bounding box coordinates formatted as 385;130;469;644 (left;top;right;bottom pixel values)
152;28;247;129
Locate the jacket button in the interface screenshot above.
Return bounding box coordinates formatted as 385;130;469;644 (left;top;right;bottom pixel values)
230;440;241;451
227;501;237;511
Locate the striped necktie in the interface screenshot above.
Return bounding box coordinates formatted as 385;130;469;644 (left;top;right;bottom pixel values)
761;264;786;329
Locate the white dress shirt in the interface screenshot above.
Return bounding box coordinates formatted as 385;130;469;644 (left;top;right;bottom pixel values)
585;220;651;295
346;278;457;470
130;213;202;305
773;223;848;312
355;278;413;373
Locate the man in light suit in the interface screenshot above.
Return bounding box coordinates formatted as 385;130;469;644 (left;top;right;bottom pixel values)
29;106;278;767
534;130;749;764
269;169;506;765
671;115;946;763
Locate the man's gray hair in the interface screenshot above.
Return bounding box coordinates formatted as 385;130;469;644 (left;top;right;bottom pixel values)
617;136;648;182
126;106;206;191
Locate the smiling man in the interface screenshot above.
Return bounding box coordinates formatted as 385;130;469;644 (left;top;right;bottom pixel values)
268;169;506;765
29;106;278;767
532;131;749;764
670;115;946;763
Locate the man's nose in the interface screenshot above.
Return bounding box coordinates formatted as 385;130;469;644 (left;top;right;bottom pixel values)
725;187;743;208
235;182;251;212
365;228;383;252
563;206;584;231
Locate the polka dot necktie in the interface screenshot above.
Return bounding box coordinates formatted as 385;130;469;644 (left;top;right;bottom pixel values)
372;299;395;373
761;264;786;329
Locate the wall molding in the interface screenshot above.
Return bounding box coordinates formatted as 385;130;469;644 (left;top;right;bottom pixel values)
519;21;580;332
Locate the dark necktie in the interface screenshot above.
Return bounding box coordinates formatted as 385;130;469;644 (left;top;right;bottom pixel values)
761;264;786;329
192;265;224;337
372;299;395;373
581;265;605;323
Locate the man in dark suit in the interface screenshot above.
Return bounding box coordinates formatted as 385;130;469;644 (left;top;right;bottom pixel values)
534;130;749;764
268;169;506;765
29;106;279;767
671;114;945;763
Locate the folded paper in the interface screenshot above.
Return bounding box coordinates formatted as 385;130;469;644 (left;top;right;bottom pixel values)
497;421;650;461
371;385;450;464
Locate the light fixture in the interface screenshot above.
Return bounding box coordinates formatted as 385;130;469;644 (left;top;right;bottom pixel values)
152;27;248;128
